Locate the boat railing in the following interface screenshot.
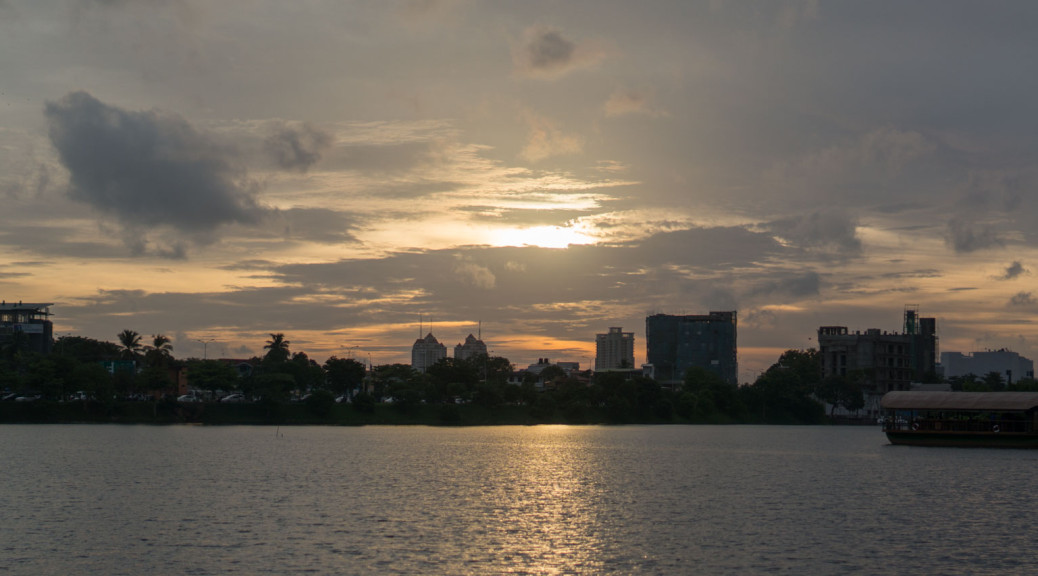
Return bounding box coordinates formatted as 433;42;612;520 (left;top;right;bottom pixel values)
883;416;1031;434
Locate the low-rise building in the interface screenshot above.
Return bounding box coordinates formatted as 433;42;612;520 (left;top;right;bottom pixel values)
941;349;1034;384
0;302;54;355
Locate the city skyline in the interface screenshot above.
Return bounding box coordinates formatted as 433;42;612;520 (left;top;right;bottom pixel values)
2;1;1037;382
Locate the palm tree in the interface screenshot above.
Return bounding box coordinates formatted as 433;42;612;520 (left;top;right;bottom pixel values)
263;333;291;364
144;334;174;367
117;329;142;360
141;334;176;398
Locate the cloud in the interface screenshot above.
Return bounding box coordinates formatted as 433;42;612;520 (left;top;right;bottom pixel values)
520;113;584;162
776;0;820;29
277;208;360;245
602;90;668;118
513;26;603;79
453;255;496;289
264;123;332;172
45;92;266;246
763;210;862;258
945;216;1004;253
1009;292;1036;307
764;127;935;207
747;271;821;300
398;0;467;22
998;261;1027;280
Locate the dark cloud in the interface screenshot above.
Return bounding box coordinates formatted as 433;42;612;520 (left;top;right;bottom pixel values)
264;123;332;172
998;261;1027;280
514;26;600;78
945;216;1004;253
746;272;821;299
879;269;942;280
0;223;130;259
1009;292;1036;307
326;142;434;173
217;259;278;271
763;210;862;258
525;28;574;70
45;92;265;237
278;208;359;245
632;226;783;269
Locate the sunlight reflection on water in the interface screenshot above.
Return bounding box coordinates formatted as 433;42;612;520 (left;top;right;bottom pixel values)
2;425;1037;575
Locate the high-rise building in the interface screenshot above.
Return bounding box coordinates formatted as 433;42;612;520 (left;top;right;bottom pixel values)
595;327;634;371
0;301;53;355
645;311;738;385
454;333;488;362
411;333;446;373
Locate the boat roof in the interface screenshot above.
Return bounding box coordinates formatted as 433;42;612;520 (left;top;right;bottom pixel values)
881;391;1038;411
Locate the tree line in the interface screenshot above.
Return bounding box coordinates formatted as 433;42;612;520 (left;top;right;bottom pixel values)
6;328;1035;424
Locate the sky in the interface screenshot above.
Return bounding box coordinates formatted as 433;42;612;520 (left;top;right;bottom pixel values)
1;0;1037;382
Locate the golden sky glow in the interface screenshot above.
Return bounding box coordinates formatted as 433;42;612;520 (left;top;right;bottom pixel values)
2;1;1037;380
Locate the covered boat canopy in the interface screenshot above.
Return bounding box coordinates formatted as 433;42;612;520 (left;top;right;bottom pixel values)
881;391;1038;412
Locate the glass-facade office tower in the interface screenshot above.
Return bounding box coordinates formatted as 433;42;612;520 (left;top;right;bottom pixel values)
645;311;737;385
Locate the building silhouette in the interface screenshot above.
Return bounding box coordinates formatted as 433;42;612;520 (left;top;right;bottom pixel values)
595;327;634;371
645;311;738;385
411;333;446;373
454;333;488;362
0;301;54;355
817;306;937;414
941;349;1034;384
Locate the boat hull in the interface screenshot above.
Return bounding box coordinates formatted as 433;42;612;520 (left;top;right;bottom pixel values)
886;431;1038;448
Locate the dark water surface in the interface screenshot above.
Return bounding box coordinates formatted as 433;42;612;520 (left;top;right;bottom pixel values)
1;425;1035;575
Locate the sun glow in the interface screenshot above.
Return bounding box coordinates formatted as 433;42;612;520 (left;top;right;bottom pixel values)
489;225;596;249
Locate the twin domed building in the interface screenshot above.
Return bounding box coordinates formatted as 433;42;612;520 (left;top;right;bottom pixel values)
411;331;487;373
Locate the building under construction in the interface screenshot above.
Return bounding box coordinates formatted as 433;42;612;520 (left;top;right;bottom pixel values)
817;306;937;416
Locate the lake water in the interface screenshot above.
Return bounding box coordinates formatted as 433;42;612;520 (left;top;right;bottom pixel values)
1;424;1035;575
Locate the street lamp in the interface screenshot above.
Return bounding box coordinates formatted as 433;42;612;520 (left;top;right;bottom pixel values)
342;344;360;359
195;338;217;360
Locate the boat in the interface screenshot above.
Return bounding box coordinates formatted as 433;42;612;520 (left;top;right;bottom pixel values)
880;391;1038;448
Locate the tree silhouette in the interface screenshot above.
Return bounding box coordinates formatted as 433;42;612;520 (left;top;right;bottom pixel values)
144;334;174;367
117;329;142;360
263;333;291;364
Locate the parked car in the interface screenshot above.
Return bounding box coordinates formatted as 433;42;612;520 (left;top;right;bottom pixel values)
220;393;247;403
177;394;202;403
15;395;41;402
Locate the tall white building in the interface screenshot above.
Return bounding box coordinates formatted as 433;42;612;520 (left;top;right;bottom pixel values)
411;333;446;373
454;333;488;362
595;327;635;371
